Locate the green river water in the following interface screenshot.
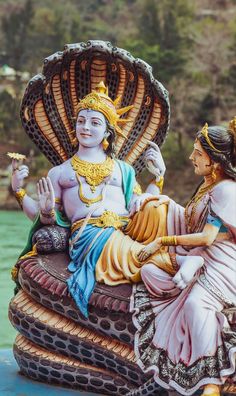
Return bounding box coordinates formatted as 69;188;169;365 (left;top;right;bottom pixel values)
0;210;31;349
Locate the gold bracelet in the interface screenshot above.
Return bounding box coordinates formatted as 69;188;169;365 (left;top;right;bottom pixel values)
153;176;164;193
161;235;178;246
14;188;26;208
133;182;142;195
40;209;55;219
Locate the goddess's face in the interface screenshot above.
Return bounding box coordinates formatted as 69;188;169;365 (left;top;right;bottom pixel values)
76;109;107;148
189;139;212;176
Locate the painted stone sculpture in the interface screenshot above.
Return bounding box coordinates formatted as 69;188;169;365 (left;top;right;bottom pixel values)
8;41;236;396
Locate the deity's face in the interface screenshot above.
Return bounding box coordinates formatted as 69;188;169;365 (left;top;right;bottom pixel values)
76;109;107;148
189;139;212;176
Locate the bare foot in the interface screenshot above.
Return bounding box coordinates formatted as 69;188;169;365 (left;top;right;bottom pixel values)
172;256;204;289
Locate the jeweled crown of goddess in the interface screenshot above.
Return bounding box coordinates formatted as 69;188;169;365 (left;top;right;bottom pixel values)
200;122;222;153
75;81;133;138
201;117;236;153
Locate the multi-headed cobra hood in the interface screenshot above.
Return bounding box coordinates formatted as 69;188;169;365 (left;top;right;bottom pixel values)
20;40;170;174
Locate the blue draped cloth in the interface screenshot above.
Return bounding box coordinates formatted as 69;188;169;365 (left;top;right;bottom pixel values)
67;224;115;317
19;159;136;318
66;160;136;318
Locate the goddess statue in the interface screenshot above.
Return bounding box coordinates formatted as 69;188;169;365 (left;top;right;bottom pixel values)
132;120;236;396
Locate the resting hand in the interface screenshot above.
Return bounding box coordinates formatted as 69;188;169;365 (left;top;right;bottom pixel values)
37;177;55;214
11;159;29;191
145;141;166;178
137;238;162;262
129;193;152;216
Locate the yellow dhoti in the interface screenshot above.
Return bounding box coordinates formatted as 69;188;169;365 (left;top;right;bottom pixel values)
96;199;177;285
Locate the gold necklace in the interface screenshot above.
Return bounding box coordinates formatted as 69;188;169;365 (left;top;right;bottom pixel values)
71;155;115;193
185;182;218;233
77;175;104;207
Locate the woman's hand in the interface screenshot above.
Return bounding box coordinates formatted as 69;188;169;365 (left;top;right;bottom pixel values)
37;177;55;214
145;141;166;178
11;159;29;191
137;238;162;262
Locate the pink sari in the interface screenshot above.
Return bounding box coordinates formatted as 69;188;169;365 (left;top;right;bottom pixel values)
131;180;236;395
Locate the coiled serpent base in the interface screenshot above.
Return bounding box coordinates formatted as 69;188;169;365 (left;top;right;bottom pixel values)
9;251;236;395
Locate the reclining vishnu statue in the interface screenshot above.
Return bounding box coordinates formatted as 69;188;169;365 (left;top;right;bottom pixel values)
8;41;236;396
11;80;173;319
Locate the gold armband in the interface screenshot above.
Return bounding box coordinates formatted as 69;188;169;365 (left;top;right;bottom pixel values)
11;266;19;282
133;182;142;195
14;188;26;208
153;176;164;194
161;235;178;246
55;197;62;205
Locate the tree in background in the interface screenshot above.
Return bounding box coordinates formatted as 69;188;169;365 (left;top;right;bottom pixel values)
0;0;83;154
0;90;19;143
191;12;236;127
1;0;82;74
27;2;82;71
1;0;34;72
122;0;195;161
124;0;194;84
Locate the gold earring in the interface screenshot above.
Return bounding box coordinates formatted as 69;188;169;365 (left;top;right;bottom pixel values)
102;138;109;150
72;137;78;147
211;167;216;182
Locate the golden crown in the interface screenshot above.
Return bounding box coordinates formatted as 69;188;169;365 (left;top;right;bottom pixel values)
200;123;222;153
75;81;133;139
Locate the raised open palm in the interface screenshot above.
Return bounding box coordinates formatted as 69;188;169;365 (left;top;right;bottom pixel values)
145;141;166;177
37;177;55;213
